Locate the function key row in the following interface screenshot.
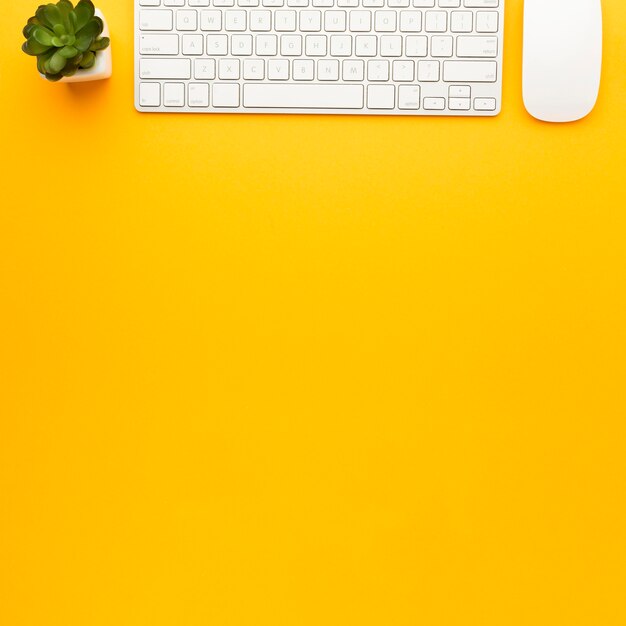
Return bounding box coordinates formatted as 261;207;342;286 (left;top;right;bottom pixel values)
140;0;499;7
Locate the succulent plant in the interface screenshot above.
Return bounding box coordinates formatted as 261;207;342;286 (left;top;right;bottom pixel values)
22;0;110;82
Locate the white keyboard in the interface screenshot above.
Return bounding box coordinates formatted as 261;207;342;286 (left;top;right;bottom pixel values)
135;0;504;115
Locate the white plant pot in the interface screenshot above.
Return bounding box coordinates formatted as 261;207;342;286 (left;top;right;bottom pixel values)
40;9;112;83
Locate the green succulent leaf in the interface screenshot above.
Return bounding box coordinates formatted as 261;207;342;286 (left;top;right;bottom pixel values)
47;49;68;73
74;0;95;33
51;36;64;47
57;0;74;34
62;64;79;77
23;36;51;56
90;37;110;52
41;4;63;28
74;36;90;52
36;50;55;74
59;45;78;58
33;27;55;46
23;17;44;39
79;50;96;69
36;6;56;30
53;23;66;37
75;22;101;52
45;72;64;82
76;16;102;38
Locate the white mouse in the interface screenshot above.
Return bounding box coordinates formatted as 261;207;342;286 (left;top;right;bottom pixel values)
523;0;603;123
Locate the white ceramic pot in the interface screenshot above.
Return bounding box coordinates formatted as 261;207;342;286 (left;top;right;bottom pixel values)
41;9;112;83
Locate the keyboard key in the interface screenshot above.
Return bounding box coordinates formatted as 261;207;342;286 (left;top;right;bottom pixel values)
464;0;498;7
256;35;278;55
425;11;446;32
243;84;364;108
367;84;395;109
177;10;198;31
140;34;179;55
431;36;453;57
318;59;340;80
349;11;371;32
219;58;240;79
306;35;327;56
400;11;422;32
325;11;347;32
206;34;229;55
268;59;289;79
232;34;253;55
182;34;203;55
243;58;265;78
423;97;445;110
398;85;420;109
450;11;472;32
449;97;470;110
188;83;210;106
405;35;428;57
392;60;414;81
140;58;192;79
275;10;297;31
375;11;397;32
449;85;470;97
164;82;185;106
194;58;216;79
139;82;160;107
417;60;439;81
476;11;498;33
200;10;222;31
367;59;389;81
474;97;496;110
443;60;497;82
250;10;271;30
293;59;315;80
140;10;173;31
380;35;402;57
355;35;377;56
225;10;247;30
330;35;353;56
281;34;303;55
300;10;322;31
456;36;498;57
342;59;364;80
213;83;240;106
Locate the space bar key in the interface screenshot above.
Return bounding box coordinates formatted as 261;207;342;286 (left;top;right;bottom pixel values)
243;84;364;109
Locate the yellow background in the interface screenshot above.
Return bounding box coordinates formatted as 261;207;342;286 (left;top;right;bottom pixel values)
1;1;626;624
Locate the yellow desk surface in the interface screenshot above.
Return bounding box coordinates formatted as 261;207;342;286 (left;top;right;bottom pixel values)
1;2;626;625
